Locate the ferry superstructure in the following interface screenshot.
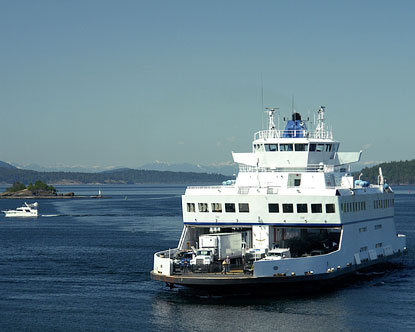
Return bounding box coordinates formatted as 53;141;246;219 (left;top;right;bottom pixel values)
151;106;406;292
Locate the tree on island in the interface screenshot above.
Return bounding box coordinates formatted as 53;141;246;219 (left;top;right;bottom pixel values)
5;180;56;194
6;181;26;192
27;180;56;194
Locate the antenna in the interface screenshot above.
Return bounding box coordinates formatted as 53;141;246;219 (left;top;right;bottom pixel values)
261;74;264;129
292;95;295;115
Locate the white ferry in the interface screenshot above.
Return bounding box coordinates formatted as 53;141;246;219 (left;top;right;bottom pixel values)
2;202;38;218
151;106;406;292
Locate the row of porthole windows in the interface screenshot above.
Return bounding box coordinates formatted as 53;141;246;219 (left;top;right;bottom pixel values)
374;199;394;209
186;202;336;214
341;201;366;213
187;203;250;213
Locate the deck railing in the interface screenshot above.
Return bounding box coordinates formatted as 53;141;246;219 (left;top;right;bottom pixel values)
238;164;335;173
254;129;333;140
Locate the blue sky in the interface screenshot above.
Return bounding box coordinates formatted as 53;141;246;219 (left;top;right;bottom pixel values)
1;0;414;169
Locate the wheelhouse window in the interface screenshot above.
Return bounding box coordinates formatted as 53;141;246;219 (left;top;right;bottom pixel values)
198;203;209;213
325;144;332;152
211;203;222;213
297;204;308;213
295;143;308;151
265;144;278;152
326;204;336;213
187;203;195;212
225;203;236;213
311;204;322;213
268;203;279;213
282;204;294;213
309;143;316;151
239;203;250;213
280;144;293;151
316;144;325;152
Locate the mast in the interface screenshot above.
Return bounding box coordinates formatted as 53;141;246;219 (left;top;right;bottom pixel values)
315;106;325;139
265;107;279;131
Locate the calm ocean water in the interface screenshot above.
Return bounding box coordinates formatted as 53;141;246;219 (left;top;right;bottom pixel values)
0;184;414;332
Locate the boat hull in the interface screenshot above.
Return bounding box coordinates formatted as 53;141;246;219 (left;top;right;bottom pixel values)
3;212;38;217
151;251;405;294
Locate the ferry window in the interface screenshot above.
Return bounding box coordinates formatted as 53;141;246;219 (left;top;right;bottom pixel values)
280;144;293;151
316;144;325;152
359;227;367;232
225;203;236;213
295;144;308;151
309;143;316;151
311;204;322;213
326;204;336;213
375;224;382;230
265;144;278;152
187;203;195;212
239;203;250;213
268;203;279;213
325;144;332;152
376;243;383;248
360;246;368;252
198;203;209;213
288;174;301;187
282;204;294;213
211;203;222;213
297;204;308;213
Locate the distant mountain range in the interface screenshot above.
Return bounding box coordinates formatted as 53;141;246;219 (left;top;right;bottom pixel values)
5;160;238;176
2;159;415;185
0;166;229;186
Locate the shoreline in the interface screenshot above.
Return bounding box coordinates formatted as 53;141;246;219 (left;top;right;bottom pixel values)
0;195;107;199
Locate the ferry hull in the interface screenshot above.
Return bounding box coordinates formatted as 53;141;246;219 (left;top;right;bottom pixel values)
151;251;405;294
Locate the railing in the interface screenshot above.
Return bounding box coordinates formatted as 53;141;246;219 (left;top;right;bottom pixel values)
187;185;227;190
238;164;335;173
254;129;333;140
172;262;251;275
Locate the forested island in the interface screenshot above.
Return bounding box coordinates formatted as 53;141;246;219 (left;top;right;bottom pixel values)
0;180;76;198
359;159;415;185
0;166;229;185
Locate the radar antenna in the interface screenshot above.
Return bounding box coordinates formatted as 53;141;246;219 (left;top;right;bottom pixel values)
265;107;279;131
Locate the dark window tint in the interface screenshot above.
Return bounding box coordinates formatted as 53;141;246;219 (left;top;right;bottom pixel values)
282;204;294;213
295;144;308;151
239;203;249;213
311;204;322;213
309;144;316;151
268;203;279;213
225;203;236;213
297;204;308;213
326;204;336;213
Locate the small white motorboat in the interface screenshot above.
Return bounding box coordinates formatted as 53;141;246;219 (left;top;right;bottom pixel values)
2;202;38;217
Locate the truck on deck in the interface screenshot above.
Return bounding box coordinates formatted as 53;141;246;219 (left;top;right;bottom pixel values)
191;233;243;269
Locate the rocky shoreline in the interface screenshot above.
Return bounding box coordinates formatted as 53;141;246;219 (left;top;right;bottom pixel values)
0;189;104;199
